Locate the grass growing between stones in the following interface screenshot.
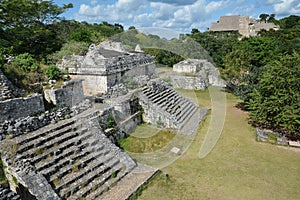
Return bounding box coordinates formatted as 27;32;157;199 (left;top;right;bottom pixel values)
118;128;175;153
0;159;6;182
135;89;300;200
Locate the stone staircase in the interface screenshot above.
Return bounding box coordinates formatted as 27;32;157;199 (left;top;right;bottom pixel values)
139;79;200;130
0;186;21;200
8;109;137;200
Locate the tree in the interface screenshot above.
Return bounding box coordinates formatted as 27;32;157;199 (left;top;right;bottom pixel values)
128;26;136;30
0;0;73;59
267;14;277;24
70;29;92;43
247;52;300;139
191;28;200;34
259;14;269;23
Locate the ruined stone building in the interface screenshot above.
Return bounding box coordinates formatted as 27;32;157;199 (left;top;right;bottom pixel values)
209;15;279;37
59;41;156;96
0;41;212;200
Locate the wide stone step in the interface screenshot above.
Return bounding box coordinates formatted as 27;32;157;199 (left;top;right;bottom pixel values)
50;149;113;191
177;103;197;124
161;95;183;111
16;124;77;154
145;87;172;100
156;90;177;104
15;120;76;146
165;98;187;114
49;146;111;184
68;163;125;200
151;89;174;104
79;163;127;200
173;100;190;117
36;140;100;172
153;90;177;105
17;128;88;161
32;128;89;164
58;156;121;199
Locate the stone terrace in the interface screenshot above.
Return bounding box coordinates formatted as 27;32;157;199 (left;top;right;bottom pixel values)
139;79;201;131
1;109;140;200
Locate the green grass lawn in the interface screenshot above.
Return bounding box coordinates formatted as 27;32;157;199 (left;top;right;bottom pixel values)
133;89;300;200
118;127;175;153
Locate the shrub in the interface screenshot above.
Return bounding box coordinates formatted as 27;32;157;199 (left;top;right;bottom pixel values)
45;64;61;80
106;115;116;129
12;53;39;72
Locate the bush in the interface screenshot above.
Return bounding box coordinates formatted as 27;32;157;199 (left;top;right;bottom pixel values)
106;115;116;129
12;53;39;72
47;41;89;64
45;65;61;80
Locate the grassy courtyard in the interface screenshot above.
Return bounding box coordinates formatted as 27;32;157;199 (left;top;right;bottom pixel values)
126;89;300;200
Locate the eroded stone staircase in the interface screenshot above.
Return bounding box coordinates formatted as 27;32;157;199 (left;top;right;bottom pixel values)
139;79;200;130
5;109;139;200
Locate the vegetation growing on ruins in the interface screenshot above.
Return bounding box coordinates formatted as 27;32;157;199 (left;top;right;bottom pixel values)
0;159;6;182
0;0;124;92
106;115;117;129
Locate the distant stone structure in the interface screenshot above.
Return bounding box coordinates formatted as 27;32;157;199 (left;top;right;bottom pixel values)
59;41;156;96
209;15;279;37
170;59;226;89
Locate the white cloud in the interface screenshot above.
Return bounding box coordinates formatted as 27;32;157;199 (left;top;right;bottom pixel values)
227;4;256;16
273;0;300;15
147;0;198;5
77;0;148;23
205;0;230;13
264;0;283;5
74;0;256;33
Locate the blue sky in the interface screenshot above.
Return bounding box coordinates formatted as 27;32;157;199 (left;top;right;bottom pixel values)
53;0;300;33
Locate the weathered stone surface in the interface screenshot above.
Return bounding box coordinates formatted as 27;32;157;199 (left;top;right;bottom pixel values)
256;128;288;145
138;78;203;130
0;70;15;101
58;41;156;95
44;79;84;107
0;93;45;123
0;100;91;141
209;15;279;37
0;107;138;200
0;185;21;200
172;59;226;89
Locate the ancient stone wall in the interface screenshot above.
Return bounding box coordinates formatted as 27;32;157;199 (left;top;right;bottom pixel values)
102;94;143;142
71;62;155;96
256;128;288;145
123;63;156;80
0;70;15;101
44;79;84;107
172;59;226;89
59;41;156;95
171;75;208;90
0;94;45;123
